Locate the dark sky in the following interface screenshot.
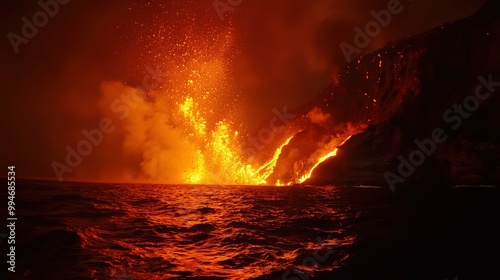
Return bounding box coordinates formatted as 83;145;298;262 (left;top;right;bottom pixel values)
0;0;487;182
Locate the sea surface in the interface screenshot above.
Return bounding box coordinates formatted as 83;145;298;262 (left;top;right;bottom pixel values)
3;180;500;280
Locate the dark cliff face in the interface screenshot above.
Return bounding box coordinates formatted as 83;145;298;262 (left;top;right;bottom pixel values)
305;1;500;189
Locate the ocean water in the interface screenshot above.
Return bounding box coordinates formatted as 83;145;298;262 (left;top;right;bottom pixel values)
3;181;500;280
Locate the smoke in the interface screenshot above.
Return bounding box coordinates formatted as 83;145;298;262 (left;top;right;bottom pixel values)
308;107;331;125
96;82;202;183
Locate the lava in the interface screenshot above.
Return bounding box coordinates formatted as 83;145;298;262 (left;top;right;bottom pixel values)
96;8;362;186
102;25;309;185
297;136;352;184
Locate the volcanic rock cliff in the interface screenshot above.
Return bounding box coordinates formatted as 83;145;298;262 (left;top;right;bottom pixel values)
303;0;500;189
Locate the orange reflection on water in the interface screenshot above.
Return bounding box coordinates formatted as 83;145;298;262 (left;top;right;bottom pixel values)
75;184;355;279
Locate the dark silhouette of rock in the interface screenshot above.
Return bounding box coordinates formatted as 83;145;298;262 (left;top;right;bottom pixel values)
305;0;500;189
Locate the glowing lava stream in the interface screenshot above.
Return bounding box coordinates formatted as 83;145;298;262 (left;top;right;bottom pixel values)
255;136;295;184
295;136;352;185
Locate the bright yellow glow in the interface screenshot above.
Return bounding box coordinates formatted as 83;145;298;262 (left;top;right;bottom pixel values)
178;103;296;184
295;136;352;184
298;148;339;184
255;136;295;180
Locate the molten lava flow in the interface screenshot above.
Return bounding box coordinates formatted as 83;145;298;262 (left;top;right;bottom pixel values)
295;136;352;185
255;136;295;185
298;149;339;184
